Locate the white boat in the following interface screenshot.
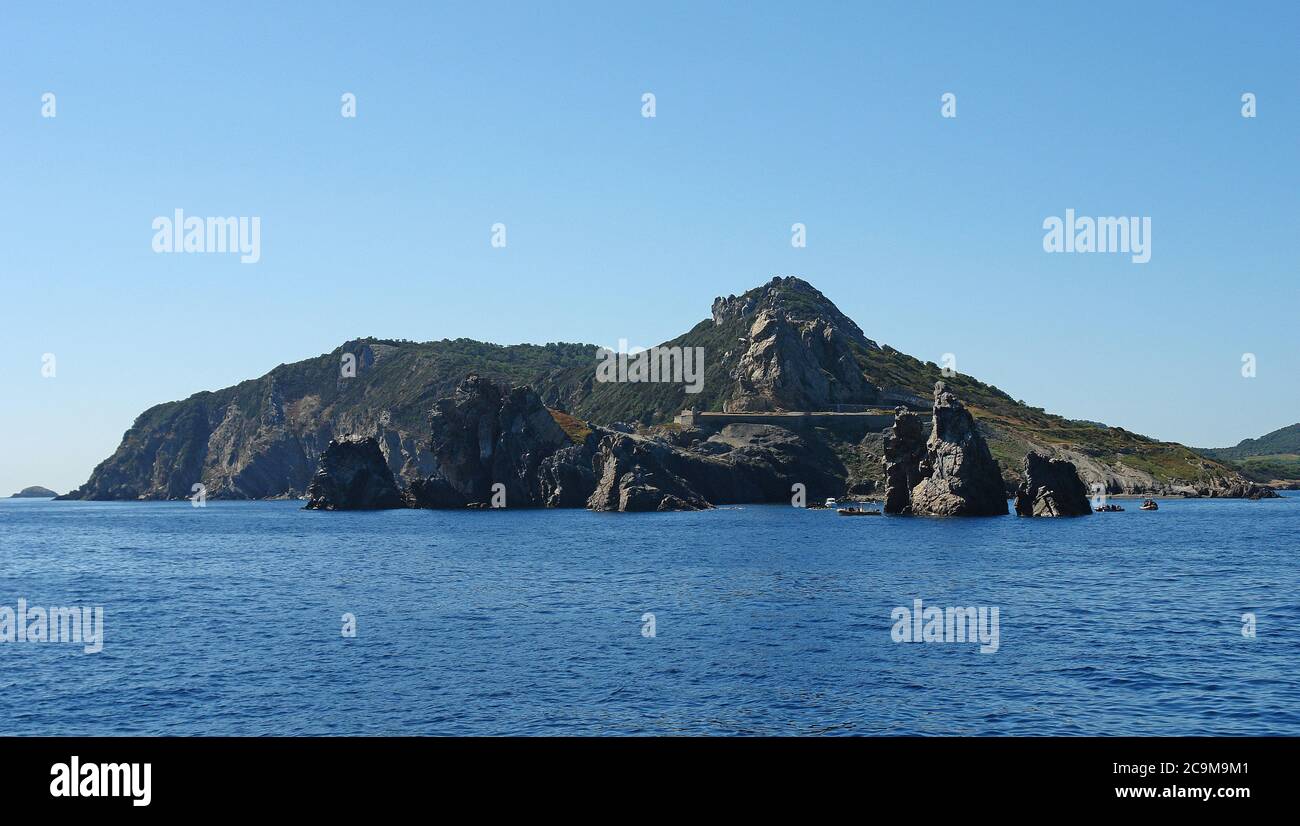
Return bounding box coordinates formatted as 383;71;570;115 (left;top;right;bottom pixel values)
824;498;838;508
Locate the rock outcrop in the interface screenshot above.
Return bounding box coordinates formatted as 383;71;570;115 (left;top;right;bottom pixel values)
1190;478;1279;500
537;440;600;508
883;409;927;514
549;419;852;512
1031;445;1280;500
1013;452;1092;516
303;436;406;510
412;375;573;508
884;382;1008;516
586;433;713;512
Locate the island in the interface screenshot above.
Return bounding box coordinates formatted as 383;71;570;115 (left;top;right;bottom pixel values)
11;486;58;498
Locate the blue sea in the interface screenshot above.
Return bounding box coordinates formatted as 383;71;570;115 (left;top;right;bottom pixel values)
1;493;1297;736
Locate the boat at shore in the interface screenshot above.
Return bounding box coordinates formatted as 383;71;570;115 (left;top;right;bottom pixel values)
1095;503;1125;512
838;506;881;516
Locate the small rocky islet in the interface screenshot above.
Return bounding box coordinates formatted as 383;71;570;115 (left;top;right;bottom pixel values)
9;485;58;498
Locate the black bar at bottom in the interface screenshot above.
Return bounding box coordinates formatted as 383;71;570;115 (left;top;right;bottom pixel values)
3;737;1286;813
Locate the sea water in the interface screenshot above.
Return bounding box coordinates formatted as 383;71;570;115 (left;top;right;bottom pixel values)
0;494;1296;735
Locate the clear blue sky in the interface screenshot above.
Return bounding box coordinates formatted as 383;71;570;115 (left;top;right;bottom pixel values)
2;1;1296;495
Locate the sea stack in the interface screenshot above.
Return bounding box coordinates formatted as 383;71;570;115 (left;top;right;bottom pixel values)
1013;451;1092;517
886;381;1008;516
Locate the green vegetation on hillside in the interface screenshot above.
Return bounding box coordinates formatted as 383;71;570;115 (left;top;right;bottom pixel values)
1197;424;1300;461
1231;455;1300;483
1194;424;1300;483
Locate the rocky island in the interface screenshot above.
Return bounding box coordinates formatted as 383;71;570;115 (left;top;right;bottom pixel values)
59;276;1277;509
10;485;58;498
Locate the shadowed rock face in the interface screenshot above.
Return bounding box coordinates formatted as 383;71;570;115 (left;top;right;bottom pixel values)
537;441;599;508
303;436;405;510
884;382;1008;516
413;374;572;508
883;409;927;514
1014;451;1092;517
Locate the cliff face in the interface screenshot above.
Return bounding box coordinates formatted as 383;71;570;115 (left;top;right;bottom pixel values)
60;340;595;500
65;276;1267;500
409;375;572;508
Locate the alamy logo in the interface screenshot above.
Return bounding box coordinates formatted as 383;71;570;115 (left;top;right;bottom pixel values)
595;339;704;394
0;598;103;653
1042;209;1150;264
152;209;261;263
50;757;150;807
891;598;999;654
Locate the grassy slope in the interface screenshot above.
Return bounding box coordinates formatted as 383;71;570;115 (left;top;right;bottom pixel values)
1195;424;1300;482
1197;423;1300;460
1229;455;1300;483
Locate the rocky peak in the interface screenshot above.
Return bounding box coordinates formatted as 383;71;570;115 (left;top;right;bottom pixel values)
711;276;871;342
716;278;882;412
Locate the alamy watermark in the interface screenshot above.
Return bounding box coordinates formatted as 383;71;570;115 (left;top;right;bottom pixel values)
595;339;704;394
891;598;999;654
50;757;150;806
1043;209;1150;264
0;598;103;654
152;209;261;264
